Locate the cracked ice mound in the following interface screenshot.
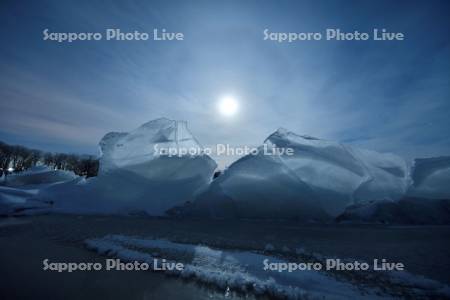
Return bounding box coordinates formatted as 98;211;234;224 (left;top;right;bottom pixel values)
98;118;206;176
407;157;450;199
338;157;450;224
180;129;409;221
39;118;217;215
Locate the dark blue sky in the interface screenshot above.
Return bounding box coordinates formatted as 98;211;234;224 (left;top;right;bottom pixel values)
0;0;449;164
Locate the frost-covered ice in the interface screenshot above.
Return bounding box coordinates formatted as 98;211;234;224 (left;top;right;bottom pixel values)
85;235;371;299
85;234;450;299
183;129;409;220
37;118;217;216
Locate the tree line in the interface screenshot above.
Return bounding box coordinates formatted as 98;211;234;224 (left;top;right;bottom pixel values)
0;141;99;177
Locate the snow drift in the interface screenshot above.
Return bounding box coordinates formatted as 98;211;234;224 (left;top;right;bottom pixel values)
38;118;217;215
0;166;76;216
2;165;77;187
0;185;50;216
178;128;410;221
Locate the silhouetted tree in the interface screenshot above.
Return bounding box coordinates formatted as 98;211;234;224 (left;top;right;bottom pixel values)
0;141;99;177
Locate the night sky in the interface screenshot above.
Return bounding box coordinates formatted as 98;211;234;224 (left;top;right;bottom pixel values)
0;0;449;166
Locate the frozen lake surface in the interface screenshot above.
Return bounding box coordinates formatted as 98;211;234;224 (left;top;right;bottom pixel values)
0;215;449;299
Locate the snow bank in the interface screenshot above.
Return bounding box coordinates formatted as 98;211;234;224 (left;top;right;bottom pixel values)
3;165;77;187
181;129;409;220
39;118;217;216
407;157;450;199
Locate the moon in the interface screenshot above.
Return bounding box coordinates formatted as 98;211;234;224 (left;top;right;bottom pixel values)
218;96;239;117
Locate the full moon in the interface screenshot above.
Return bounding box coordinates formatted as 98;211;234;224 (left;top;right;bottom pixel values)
218;96;239;117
